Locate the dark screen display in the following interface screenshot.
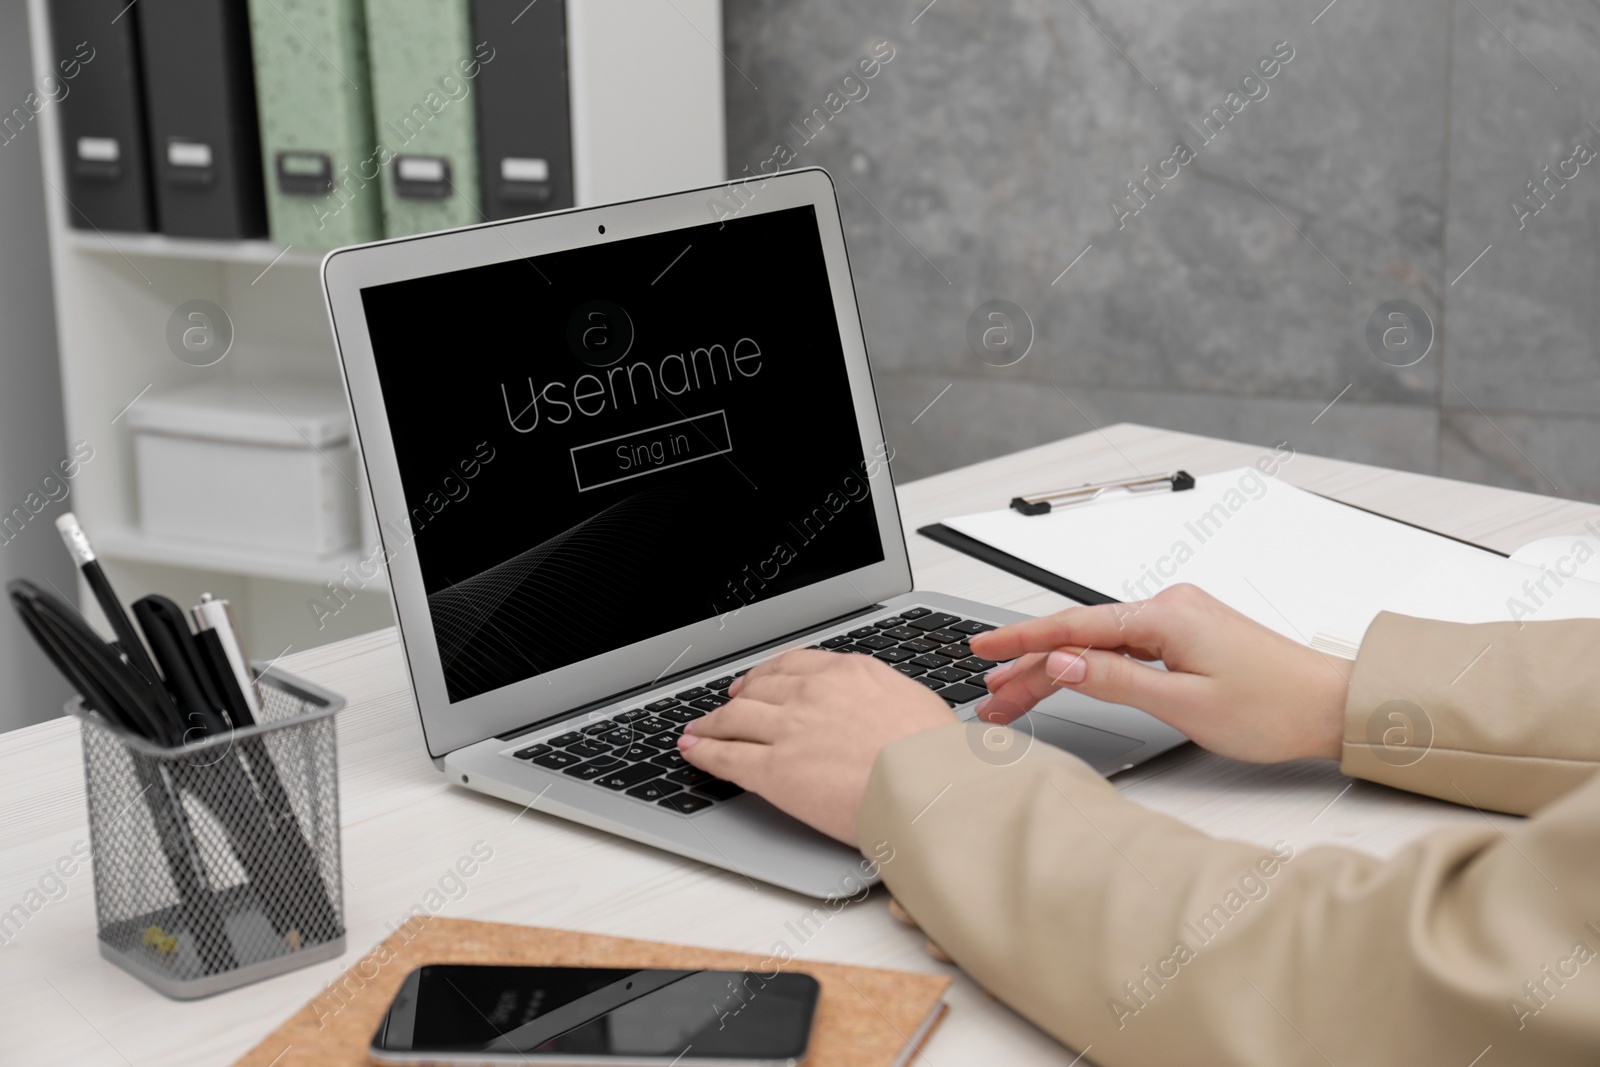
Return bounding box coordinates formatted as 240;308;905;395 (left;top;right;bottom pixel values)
360;206;887;702
379;965;818;1059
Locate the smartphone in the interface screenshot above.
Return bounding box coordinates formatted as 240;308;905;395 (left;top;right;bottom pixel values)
368;964;820;1066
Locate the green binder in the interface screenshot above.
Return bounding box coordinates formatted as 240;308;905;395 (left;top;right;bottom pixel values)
363;0;485;237
246;0;382;249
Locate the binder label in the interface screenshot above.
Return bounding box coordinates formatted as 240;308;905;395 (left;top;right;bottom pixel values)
77;137;119;162
501;157;550;183
167;141;214;169
394;155;452;200
276;152;335;197
398;156;447;183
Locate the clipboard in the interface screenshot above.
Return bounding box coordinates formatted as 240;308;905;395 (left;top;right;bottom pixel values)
919;467;1512;645
920;470;1205;605
917;522;1117;605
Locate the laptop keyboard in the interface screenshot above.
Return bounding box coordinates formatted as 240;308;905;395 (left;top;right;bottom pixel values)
505;607;999;816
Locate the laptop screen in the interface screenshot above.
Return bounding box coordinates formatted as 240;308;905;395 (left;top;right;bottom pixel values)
360;205;887;703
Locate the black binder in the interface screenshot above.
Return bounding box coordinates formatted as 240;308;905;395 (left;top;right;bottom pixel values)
471;0;575;218
136;0;267;238
47;0;156;233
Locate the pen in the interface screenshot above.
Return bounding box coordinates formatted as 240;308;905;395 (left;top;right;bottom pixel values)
11;581;153;740
12;579;180;746
192;593;260;726
133;595;230;737
53;513;192;746
55;513;163;689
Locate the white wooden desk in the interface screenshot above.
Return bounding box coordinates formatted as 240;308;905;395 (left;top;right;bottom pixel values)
5;424;1597;1066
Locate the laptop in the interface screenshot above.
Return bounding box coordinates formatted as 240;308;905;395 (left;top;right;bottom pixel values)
322;167;1187;899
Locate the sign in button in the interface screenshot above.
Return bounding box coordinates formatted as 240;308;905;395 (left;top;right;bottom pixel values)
570;410;733;492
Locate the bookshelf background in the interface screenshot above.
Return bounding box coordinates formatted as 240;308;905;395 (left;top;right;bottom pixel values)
26;0;726;659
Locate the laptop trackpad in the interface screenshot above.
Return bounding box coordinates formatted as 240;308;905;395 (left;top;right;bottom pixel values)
1022;695;1145;773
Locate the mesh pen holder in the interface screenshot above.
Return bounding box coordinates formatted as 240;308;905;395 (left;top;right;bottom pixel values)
73;665;346;999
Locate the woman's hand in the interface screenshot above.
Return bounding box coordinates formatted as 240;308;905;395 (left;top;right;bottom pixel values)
677;585;1351;848
677;650;955;846
970;584;1352;763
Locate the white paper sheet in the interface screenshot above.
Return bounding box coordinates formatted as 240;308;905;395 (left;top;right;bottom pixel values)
1315;553;1600;654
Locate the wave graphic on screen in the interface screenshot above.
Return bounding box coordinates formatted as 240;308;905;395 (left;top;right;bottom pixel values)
427;492;672;697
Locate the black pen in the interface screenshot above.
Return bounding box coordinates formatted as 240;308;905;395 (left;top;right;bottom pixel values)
55;513;164;688
55;513;190;745
12;579;179;745
11;581;148;739
192;593;260;727
134;595;230;737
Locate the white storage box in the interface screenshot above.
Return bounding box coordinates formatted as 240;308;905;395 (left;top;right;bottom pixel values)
128;381;359;556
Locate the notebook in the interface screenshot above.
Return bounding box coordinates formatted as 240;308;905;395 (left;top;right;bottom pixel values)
928;467;1600;655
1313;530;1600;657
229;917;950;1067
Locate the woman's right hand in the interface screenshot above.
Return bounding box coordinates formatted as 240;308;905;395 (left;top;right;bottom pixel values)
968;584;1353;764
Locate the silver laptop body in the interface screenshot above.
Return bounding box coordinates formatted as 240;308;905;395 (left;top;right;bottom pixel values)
323;168;1186;899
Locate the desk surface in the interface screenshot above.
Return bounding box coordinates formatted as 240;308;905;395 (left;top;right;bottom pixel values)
5;423;1597;1067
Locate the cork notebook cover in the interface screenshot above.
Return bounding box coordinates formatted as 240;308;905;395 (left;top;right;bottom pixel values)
231;917;951;1067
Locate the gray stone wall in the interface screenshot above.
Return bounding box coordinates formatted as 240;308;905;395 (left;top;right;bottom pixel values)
723;1;1600;500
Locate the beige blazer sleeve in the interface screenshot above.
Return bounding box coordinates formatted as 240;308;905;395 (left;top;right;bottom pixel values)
857;614;1600;1067
1342;612;1600;814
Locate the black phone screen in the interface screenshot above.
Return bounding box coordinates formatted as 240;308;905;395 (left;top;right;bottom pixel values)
373;964;819;1061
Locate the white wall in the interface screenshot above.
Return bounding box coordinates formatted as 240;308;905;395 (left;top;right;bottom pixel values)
0;0;75;731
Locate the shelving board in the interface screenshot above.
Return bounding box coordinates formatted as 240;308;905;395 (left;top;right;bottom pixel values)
95;523;386;589
61;229;326;269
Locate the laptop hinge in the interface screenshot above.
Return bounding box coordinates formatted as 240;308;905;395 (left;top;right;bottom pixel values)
495;603;888;742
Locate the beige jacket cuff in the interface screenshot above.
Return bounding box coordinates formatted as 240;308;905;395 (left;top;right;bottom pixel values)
1340;612;1600;815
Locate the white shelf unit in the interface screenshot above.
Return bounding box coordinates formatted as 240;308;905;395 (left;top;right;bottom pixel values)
62;229;327;269
26;0;725;659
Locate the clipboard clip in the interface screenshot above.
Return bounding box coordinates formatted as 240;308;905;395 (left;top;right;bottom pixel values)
1010;470;1195;515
